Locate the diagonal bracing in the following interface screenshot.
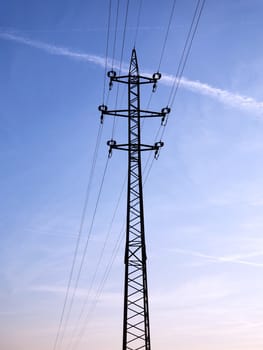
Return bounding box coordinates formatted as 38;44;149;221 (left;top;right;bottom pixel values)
99;48;170;350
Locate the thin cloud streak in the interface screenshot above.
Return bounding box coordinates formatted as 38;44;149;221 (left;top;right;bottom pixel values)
1;31;263;115
30;285;89;298
174;248;263;267
0;31;107;67
161;74;263;115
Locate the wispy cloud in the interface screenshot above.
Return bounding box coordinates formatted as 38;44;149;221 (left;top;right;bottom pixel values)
1;31;263;115
29;285;89;298
161;74;263;115
152;274;236;309
174;248;263;267
0;31;107;68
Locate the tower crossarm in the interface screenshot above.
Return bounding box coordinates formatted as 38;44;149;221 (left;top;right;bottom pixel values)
98;107;170;119
107;71;162;86
106;140;164;158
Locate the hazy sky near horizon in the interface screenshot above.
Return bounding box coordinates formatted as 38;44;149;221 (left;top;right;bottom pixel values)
1;1;263;350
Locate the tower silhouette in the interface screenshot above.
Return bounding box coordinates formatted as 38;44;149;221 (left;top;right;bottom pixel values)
99;49;170;350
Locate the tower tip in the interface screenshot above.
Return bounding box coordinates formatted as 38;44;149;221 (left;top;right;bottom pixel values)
129;48;139;73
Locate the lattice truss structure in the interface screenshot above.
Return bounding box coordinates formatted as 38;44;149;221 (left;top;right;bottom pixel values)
99;49;170;350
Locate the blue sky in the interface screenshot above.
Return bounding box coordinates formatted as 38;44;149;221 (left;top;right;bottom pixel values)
1;1;263;350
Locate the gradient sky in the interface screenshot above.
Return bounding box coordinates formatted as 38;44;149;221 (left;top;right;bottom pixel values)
1;1;263;350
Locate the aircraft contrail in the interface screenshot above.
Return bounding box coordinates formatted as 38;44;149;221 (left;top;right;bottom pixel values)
1;31;263;116
174;248;263;267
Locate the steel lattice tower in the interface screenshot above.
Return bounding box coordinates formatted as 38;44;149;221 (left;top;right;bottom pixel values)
99;49;170;350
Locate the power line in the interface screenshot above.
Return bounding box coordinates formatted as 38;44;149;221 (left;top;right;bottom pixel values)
69;223;125;350
141;0;206;200
65;174;127;350
157;0;178;72
168;0;206;108
158;0;206;144
61;2;130;347
102;0;112;105
111;0;130;139
57;156;110;349
56;2;206;348
52;123;103;350
118;0;130;75
143;0;177;124
134;0;143;47
52;3;119;342
111;0;120;70
68;143;163;349
144;0;206;152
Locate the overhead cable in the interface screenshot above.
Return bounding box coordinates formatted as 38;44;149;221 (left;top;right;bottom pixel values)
52;123;103;350
111;0;120;70
134;0;143;47
145;0;177;120
66;175;127;350
69;147;163;349
142;0;206;196
102;0;112;105
111;0;130;139
168;0;206;108
57;156;110;348
69;223;125;350
157;0;178;72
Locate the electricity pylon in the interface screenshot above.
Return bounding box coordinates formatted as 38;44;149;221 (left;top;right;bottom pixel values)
99;48;170;350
